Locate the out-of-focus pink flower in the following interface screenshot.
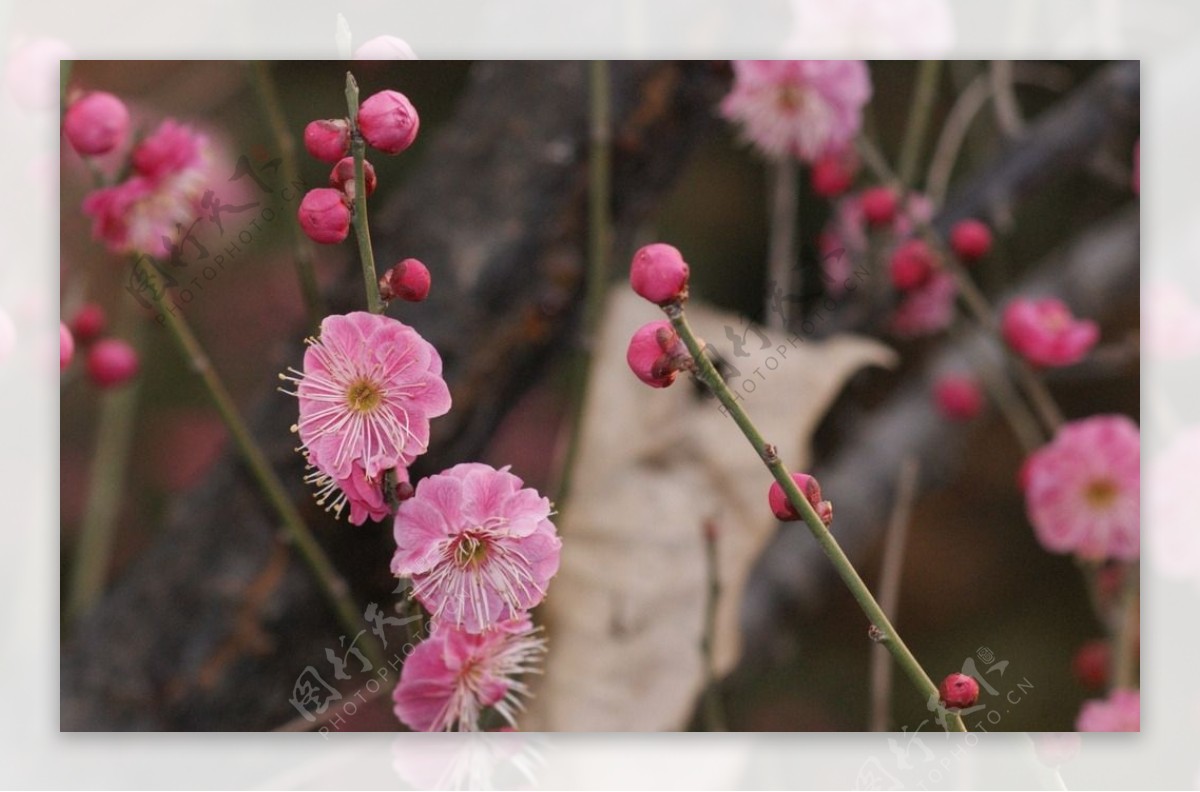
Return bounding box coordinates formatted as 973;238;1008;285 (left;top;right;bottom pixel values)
285;312;450;482
1143;281;1200;361
81;119;211;258
63;91;130;157
1023;415;1140;561
392;463;561;634
1033;733;1082;767
392;615;545;732
889;239;937;291
69;302;106;344
949;219;992;262
1076;688;1140;732
354;35;418;60
1149;425;1200;583
859;186;897;227
5;37;73;111
933;374;982;420
890;271;957;337
810;147;857;198
720;60;871;163
784;0;954;56
1001;297;1099;368
58;321;72;371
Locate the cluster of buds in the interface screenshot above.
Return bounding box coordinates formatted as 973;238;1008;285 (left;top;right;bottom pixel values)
298;88;420;246
625;241;834;528
61;302;139;388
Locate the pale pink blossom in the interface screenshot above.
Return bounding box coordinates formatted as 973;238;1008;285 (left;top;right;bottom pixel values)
1075;688;1140;732
1148;425;1200;583
392;614;545;732
285;311;451;482
305;458;397;526
784;0;954;56
354;35;418;60
81;119;212;258
392;463;561;634
1143;281;1200;361
1001;297;1099;368
720;60;871;162
889;271;957;337
1023;415;1140;561
5;37;73;111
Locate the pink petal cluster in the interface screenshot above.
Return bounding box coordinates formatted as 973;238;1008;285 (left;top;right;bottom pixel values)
81;119;211;258
284;312;451;521
720;60;872;162
1001;297;1099;368
392;463;561;634
392;615;545;732
890;271;957;338
1075;689;1140;732
1022;415;1140;561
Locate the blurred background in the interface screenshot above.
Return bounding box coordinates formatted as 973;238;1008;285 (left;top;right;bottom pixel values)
58;60;1138;733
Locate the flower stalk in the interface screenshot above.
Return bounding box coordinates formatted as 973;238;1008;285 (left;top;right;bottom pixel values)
665;302;966;732
344;72;385;316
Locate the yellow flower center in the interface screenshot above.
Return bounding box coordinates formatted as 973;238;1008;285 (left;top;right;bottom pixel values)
345;378;382;413
453;534;488;568
1084;478;1119;509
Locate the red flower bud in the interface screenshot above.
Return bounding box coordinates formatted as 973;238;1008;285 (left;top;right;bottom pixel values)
304;119;351;163
860;186;898;226
933;374;982;421
63;91;130;156
950;219;992;262
359;90;420;155
297;188;351;244
329;156;378;199
630;243;690;306
379;258;431;303
768;472;833;525
1072;639;1110;692
889;239;936;291
86;338;139;388
938;673;980;709
810;151;855;198
69;302;107;345
626;320;688;388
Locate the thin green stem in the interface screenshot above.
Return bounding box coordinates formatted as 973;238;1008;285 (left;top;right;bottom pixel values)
66;297;144;625
1112;563;1139;691
700;522;728;731
250;61;325;332
556;60;612;506
898;61;943;189
344;72;384;316
666;304;965;732
139;258;383;668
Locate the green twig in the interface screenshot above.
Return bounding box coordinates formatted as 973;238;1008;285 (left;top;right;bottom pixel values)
140;258;383;668
766;156;798;329
66;298;144;625
1112;563;1139;691
344;72;384;316
898;61;942;188
665;303;966;732
250;61;325;332
700;522;728;731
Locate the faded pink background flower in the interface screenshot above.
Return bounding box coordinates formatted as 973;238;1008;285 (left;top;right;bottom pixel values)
392;463;561;634
354;35;418;60
1076;688;1140;732
1023;415;1140;561
392;614;545;732
288;311;451;482
890;271;957;337
1143;281;1200;361
81;119;212;258
1148;425;1200;583
784;0;954;56
1001;297;1099;367
720;60;871;163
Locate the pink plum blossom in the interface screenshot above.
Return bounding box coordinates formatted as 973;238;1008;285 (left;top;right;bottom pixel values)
392;614;545;732
392;463;561;634
1022;415;1140;561
890;271;957;337
1075;688;1140;732
81;119;211;258
285;312;451;484
1001;297;1099;368
305;458;397;526
720;60;871;162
